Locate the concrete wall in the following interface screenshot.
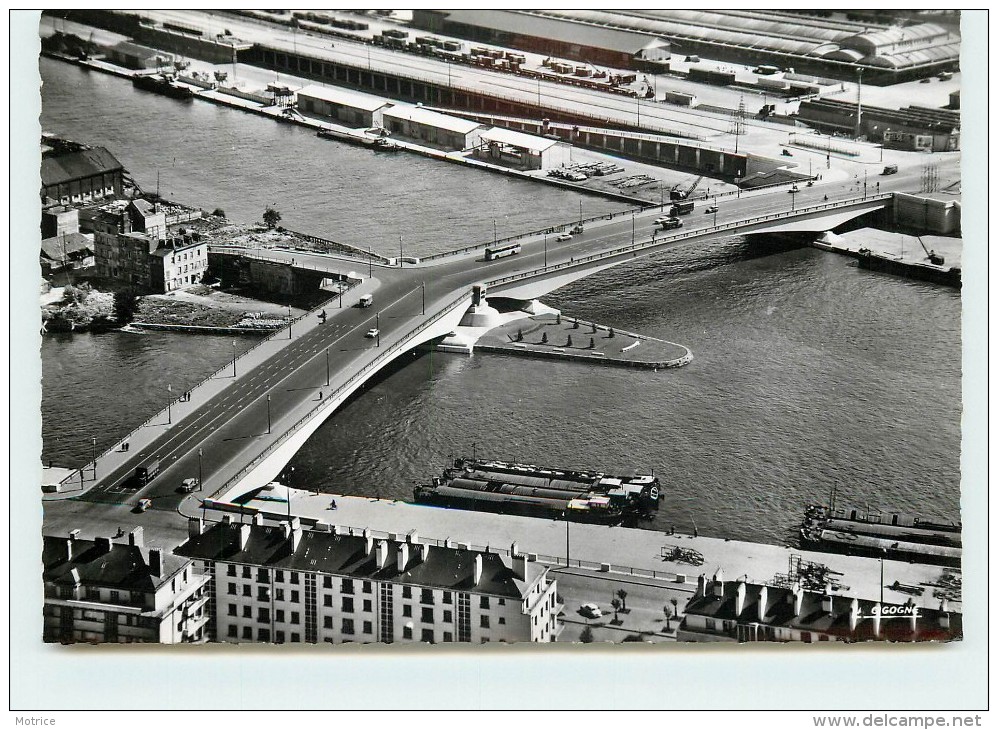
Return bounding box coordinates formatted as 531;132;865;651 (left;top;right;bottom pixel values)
894;193;961;234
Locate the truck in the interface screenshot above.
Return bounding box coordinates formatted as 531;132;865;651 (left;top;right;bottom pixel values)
670;201;695;216
882;164;898;175
358;294;374;308
134;457;161;486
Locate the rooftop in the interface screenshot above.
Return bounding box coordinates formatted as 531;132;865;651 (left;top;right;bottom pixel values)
296;84;394;112
40;232;92;261
480;127;560;152
40;147;123;188
43;532;189;592
382;105;484;135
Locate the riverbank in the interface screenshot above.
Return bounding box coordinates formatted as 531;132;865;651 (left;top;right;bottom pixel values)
813;228;962;287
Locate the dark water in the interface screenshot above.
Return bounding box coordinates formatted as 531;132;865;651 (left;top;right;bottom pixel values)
39;59;962;545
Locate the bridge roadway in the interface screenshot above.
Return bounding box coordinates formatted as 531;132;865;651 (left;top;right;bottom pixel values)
43;167;948;538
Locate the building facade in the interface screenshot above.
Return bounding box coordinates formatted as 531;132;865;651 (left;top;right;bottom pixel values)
382;105;484;150
41;146;124;205
476;127;572;170
177;517;563;645
296;84;394;128
42;528;211;644
678;570;961;643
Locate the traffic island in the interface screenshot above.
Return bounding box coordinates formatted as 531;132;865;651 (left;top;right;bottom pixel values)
475;313;692;369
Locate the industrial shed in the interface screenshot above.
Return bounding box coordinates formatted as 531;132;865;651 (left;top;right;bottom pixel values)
382;105;484;150
476;128;571;170
107;40;173;70
296;84;394;128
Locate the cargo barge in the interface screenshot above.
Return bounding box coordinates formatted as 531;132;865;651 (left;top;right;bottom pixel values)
413;457;661;525
800;504;962;567
132;73;195;100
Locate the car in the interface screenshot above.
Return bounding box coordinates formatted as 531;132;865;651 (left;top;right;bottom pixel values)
580;602;602;619
555;233;573;242
365;328;380;338
705;205;718;214
789;185;800;193
136;498;152;513
179;478;199;493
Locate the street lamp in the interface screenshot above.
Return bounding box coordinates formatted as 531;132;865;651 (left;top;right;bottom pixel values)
288;303;293;339
368;246;373;278
399;235;404;268
543;233;548;268
790;188;797;211
167;384;173;424
91;436;97;479
198;447;204;491
631;211;635;245
376;311;380;348
231;339;237;378
325;347;330;386
267;394;272;434
421;281;425;315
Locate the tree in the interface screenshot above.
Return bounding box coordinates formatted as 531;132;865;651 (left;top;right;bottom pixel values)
211;208;226;218
616;589;628;613
262;206;282;229
579;625;595;644
670;597;679;621
610;598;622;624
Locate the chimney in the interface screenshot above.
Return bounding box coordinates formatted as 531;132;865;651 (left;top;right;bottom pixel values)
68;567;82;587
290;516;301;531
188;517;204;538
734;581;746;616
711;568;724;598
848;598;859;632
148;549;162;578
252;513;263;526
95;536;112;554
511;552;528;582
821;587;834;616
291;524;303;552
376;540;389;569
397;542;410;572
128;527;144;547
510;541;519;557
239;524;251;551
791;583;804;617
473;554;483;585
757;585;768;622
365;534;374;556
69;528;80;541
696;574;706;597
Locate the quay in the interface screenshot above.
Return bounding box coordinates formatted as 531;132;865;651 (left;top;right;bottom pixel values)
813;226;962;287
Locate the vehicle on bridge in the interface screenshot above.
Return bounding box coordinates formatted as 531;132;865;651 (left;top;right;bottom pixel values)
669;201;695;216
179;478;199;493
882;164;899;175
134;457;161;487
555;233;573;242
365;328;380;338
655;216;683;230
704;205;718;214
484;242;522;261
358;294;374;308
136;498;152;513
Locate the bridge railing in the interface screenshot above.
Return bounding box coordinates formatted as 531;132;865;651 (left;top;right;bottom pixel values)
212;289;472;498
485;193;893;291
209;246;371;276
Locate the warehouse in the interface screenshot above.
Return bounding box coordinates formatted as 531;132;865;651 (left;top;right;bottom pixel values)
413;9;670;70
107;40;173;70
382;105;484;150
475;128;571;170
796;99;960;150
41;147;124;205
296;84;394;128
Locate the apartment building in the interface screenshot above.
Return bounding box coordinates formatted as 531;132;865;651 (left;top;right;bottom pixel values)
42;527;211;644
176;517;564;644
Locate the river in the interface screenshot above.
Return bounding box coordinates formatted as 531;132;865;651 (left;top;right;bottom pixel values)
39;57;962;545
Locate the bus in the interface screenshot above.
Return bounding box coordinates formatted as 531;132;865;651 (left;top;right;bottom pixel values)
485;243;522;261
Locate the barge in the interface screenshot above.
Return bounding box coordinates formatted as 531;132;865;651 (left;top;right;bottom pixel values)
132;73;195;100
413;457;661;525
800;504;962;567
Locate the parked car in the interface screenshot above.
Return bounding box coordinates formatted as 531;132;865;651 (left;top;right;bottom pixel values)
365;328;380;338
179;478;199;493
555;233;573;242
580;602;602;619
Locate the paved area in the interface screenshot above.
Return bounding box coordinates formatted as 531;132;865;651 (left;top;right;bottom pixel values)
476;312;690;369
818;228;962;269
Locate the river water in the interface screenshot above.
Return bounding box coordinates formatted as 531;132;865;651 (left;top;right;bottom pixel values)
39;57;962;545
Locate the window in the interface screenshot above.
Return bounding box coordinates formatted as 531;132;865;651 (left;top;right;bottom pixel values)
257;587;270;601
402;586;412;599
291;590;300;603
242;585;251;597
276;631;285;643
323;616;333;629
291;632;301;642
363;621;372;634
242;566;251;579
258;628;271;642
291;612;300;625
480;615;490;629
290;572;300;585
362;599;372;613
480;597;490;609
421;588;434;605
705;619;716;631
243;606;252;618
402;626;413;640
227;583;236;596
443;592;452;605
257;568;269;583
323;576;332;589
242;626;252;639
342;597;354;613
402;605;412;618
363;581;372;594
227;625;237;638
421;607;434;623
421;628;434;643
227;605;237;617
275;589;284;601
443;610;452;623
443;631;453;642
258;608;270;623
498;598;505;606
323;595;332;608
275;570;284;583
276;610;285;623
85;587;99;600
499;617;505;625
227;565;236;577
342;619;355;635
342;579;354;595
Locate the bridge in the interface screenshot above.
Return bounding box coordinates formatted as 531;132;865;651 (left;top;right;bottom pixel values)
48;182;897;522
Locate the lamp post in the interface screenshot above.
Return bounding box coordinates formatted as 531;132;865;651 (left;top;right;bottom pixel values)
91;436;97;479
631;211;635;245
231;339;237;378
368;246;373;277
267;394;272;434
790;188;797;212
399;235;403;268
288;303;292;339
325;347;330;386
376;311;380;347
198;448;203;491
543;233;548;268
421;281;425;315
167;384;173;424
